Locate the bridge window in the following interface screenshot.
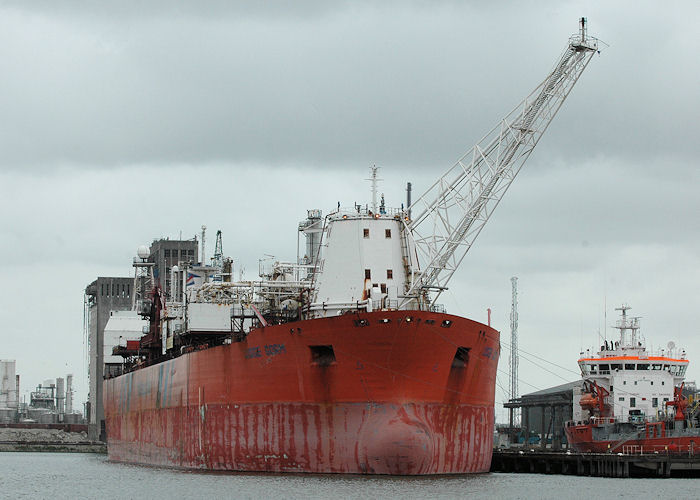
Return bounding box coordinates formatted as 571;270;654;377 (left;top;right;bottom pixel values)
599;364;610;371
652;364;662;370
625;364;635;370
637;364;649;370
611;364;622;371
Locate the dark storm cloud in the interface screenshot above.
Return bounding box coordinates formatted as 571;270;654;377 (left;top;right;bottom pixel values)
0;1;697;170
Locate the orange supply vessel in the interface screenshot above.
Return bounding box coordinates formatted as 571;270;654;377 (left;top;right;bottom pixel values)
565;305;699;455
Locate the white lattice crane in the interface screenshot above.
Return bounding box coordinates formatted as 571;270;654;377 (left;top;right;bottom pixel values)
404;19;599;308
212;230;224;269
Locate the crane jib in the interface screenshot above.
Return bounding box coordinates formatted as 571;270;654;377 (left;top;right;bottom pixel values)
403;20;599;309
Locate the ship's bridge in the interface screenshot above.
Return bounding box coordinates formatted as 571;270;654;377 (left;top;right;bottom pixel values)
574;306;689;423
578;357;688;378
308;205;419;318
579;305;689;380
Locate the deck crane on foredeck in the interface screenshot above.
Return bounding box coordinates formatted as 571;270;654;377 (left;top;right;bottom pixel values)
403;18;599;309
212;230;224;270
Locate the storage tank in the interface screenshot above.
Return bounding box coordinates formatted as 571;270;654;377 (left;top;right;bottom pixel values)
27;407;51;422
0;408;16;423
64;412;82;424
38;411;57;424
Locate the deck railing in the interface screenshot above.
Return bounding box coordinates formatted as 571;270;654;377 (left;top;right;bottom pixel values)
621;443;697;456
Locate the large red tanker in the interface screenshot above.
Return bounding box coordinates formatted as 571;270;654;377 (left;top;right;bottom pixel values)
104;310;499;474
102;20;598;475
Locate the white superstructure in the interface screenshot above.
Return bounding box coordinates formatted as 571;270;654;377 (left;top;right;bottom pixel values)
310;208;417;317
573;305;689;423
103;311;148;363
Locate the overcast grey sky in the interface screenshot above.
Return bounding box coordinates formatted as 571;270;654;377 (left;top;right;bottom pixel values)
0;1;698;421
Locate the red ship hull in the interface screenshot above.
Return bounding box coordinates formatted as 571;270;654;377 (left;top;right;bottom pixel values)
103;310;499;474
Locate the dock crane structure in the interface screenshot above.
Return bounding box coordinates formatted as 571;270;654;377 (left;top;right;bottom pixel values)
403;18;598;309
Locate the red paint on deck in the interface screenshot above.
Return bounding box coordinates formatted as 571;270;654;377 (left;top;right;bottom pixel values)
104;311;499;474
565;423;700;454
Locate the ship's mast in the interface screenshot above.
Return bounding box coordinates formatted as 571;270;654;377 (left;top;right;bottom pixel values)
132;245;155;311
613;304;642;350
404;19;599;308
366;166;382;213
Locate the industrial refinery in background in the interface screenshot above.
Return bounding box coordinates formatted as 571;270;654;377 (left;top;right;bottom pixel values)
0;359;82;424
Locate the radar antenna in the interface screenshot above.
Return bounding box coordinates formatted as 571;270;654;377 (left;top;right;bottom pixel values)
404;19;599;308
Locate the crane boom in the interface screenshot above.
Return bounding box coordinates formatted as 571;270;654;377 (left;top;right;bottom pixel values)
404;19;598;307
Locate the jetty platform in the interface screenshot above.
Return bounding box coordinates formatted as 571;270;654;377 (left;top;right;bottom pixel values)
491;449;700;478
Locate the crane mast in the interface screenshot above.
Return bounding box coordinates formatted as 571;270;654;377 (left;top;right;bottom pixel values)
404;19;598;308
212;230;224;269
509;276;519;432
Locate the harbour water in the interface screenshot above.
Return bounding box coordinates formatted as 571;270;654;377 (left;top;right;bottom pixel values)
0;453;695;499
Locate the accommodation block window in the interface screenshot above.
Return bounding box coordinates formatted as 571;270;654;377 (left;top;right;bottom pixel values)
363;228;369;238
